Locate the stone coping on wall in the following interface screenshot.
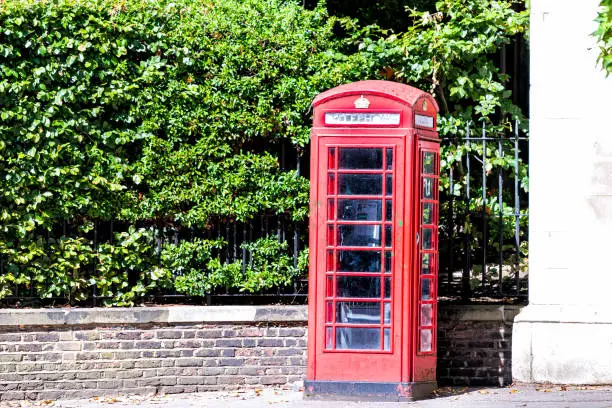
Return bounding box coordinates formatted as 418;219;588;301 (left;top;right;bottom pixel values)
0;304;524;327
0;305;308;327
438;304;523;323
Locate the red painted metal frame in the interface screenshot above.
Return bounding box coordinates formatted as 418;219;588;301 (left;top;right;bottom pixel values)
307;80;439;388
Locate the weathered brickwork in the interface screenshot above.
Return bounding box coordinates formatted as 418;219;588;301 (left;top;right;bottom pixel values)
0;323;307;401
0;305;521;400
436;305;522;387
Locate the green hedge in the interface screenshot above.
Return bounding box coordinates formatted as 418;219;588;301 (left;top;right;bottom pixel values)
0;0;371;305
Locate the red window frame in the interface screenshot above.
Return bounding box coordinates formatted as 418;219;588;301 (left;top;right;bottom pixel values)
323;145;397;353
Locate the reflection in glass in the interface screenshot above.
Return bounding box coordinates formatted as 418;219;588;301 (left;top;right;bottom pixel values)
422;279;432;300
339;174;382;195
328;148;336;170
327;250;334;272
385;225;392;248
336;327;380;350
338;225;381;247
386;149;393;170
422;228;433;249
337;250;381;272
384;277;391;298
423;203;433;224
386;201;393;220
326;276;333;297
423;177;433;198
384;328;391;351
421;304;433;326
386;175;393;196
327;225;335;246
326;302;333;322
336;301;380;324
328;173;336;195
421;253;431;275
423;152;435;174
326;327;333;349
384;252;392;274
327;199;336;221
384;302;391;324
336;276;380;298
338;199;381;221
420;329;432;352
339;148;383;169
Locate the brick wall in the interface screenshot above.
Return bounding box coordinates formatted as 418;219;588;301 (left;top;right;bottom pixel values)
437;305;522;387
0;304;522;401
0;307;307;401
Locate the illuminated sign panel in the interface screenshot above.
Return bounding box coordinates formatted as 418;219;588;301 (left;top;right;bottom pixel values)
325;112;401;126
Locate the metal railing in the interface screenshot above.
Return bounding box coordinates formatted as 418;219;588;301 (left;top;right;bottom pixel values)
438;120;528;301
0;122;528;307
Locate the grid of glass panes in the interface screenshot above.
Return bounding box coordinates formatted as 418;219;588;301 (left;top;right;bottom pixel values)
418;150;439;354
325;146;394;352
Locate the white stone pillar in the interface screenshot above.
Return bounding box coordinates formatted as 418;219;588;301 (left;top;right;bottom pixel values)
512;0;612;384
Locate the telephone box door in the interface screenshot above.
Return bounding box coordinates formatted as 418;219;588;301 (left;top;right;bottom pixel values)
311;136;410;382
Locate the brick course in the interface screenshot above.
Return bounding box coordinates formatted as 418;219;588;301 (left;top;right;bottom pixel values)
0;304;521;400
0;322;307;401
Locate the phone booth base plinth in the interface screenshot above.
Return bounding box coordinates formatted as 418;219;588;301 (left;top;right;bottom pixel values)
303;380;437;402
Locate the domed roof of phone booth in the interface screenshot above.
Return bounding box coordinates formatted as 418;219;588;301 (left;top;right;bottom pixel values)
312;80;439;112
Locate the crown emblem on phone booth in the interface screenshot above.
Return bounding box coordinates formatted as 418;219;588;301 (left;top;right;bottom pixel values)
422;100;428;110
354;95;370;109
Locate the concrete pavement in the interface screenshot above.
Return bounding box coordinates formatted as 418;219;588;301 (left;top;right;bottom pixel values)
1;384;611;408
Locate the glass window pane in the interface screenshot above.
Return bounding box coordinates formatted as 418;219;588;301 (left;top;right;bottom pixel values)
423;177;433;199
326;302;333;322
338;148;383;169
326;276;333;297
328;148;336;170
338;225;381;247
328;173;336;195
336;276;381;298
384;252;392;274
384;302;391;324
339;174;382;195
326;327;333;349
327;250;334;272
386;149;393;170
327;224;335;246
420;329;432;352
421;253;432;275
336;327;380;350
423;152;435;174
422;228;433;249
338;199;381;221
421;279;432;300
421;304;433;326
386;175;393;196
327;199;336;221
385;200;393;220
385;225;392;247
423;203;433;224
337;250;381;273
336;301;381;324
384;277;391;298
384;328;391;351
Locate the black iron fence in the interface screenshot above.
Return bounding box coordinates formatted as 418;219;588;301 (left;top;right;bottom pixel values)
0;122;527;307
438;120;528;301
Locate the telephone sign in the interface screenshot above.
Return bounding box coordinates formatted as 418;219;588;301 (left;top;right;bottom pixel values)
305;81;440;401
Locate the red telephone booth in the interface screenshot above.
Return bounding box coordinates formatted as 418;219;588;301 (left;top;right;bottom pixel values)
305;80;440;401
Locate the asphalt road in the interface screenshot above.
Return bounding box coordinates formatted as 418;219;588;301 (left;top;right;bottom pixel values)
2;384;612;408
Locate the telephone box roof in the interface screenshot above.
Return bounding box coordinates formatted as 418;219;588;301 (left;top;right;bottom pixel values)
312;80;439;111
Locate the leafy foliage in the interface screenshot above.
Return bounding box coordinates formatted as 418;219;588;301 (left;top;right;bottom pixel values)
0;0;371;305
596;0;612;74
0;0;530;305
